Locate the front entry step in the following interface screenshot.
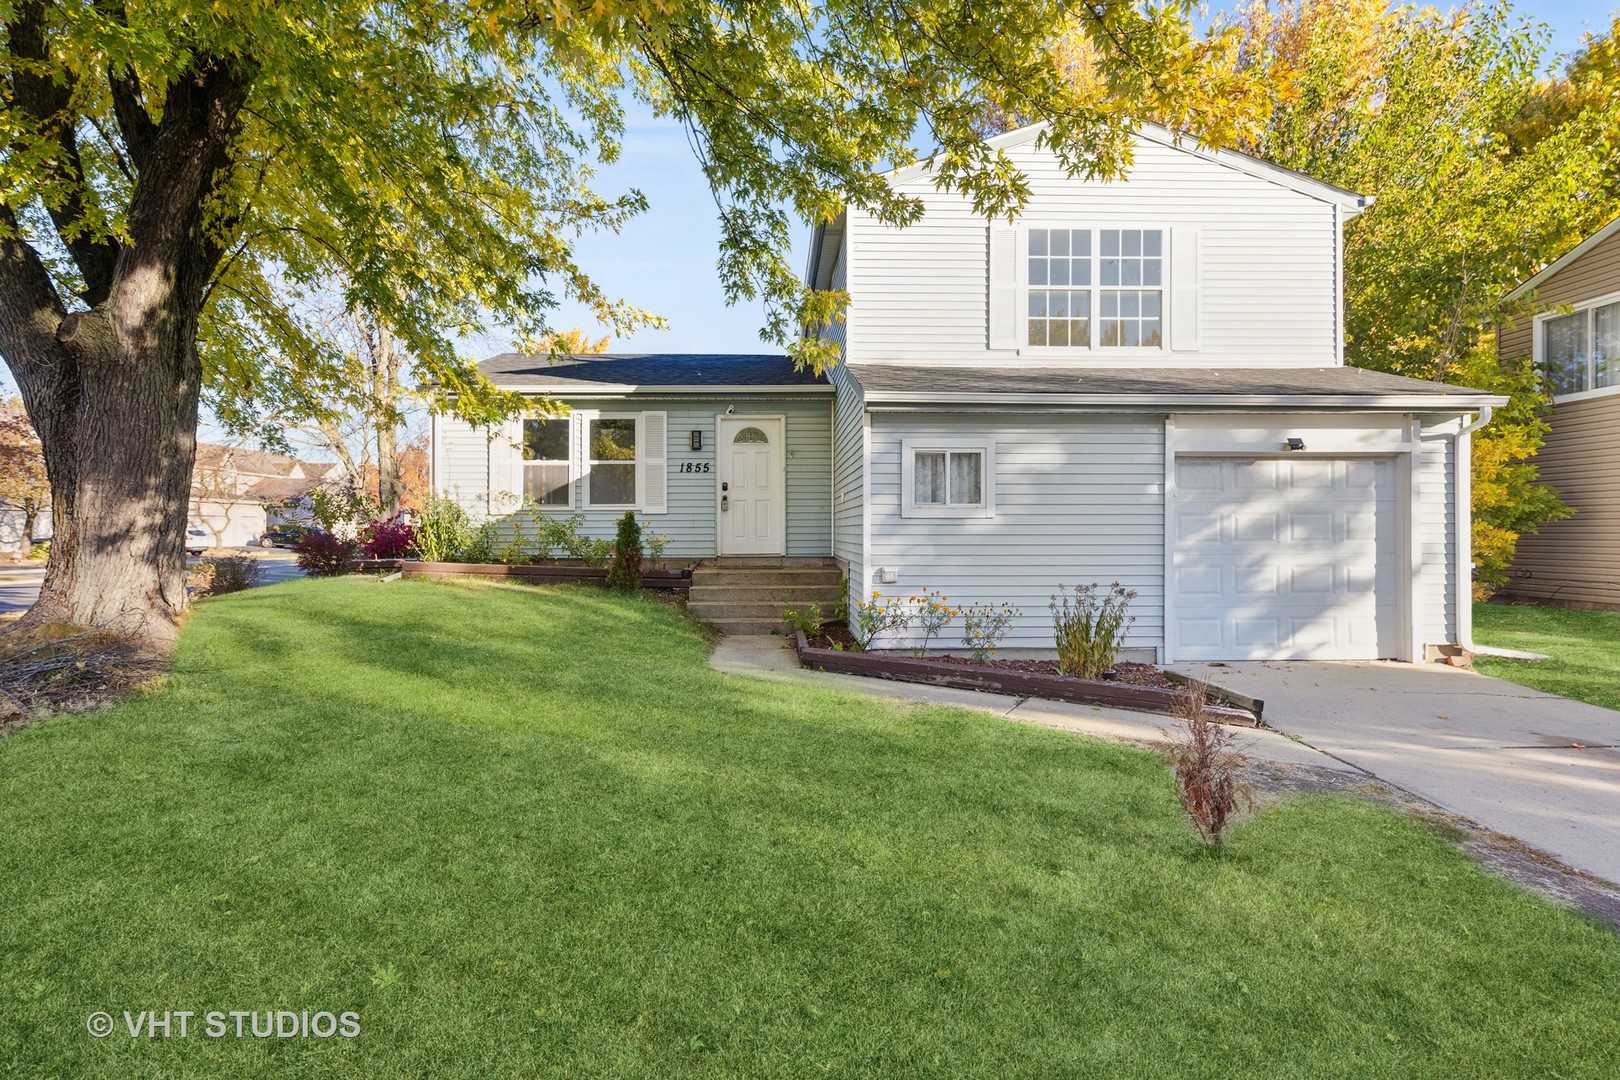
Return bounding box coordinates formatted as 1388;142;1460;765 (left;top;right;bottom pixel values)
688;561;844;635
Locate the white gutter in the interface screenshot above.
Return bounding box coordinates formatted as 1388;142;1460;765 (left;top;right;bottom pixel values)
864;394;1507;412
1452;406;1493;656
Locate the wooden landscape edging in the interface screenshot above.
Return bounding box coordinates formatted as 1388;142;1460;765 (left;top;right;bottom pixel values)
794;632;1261;726
353;560;691;590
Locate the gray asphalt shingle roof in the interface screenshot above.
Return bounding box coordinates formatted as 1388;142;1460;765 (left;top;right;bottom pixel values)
480;353;826;390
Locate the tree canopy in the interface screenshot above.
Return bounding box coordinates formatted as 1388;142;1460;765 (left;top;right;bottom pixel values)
1;0;1273;643
1221;0;1620;591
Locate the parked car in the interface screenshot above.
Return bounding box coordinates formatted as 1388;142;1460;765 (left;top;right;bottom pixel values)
184;525;211;556
259;524;311;548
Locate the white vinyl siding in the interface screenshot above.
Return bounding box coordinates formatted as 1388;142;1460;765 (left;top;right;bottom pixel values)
435;398;830;557
866;414;1164;652
845;131;1338;368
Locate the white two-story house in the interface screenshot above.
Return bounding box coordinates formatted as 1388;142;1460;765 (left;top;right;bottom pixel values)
432;123;1503;663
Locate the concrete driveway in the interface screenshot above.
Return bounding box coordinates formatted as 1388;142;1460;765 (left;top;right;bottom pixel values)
1171;660;1620;885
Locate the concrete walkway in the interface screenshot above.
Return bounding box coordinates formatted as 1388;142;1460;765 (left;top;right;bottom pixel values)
710;635;1350;772
1170;660;1620;885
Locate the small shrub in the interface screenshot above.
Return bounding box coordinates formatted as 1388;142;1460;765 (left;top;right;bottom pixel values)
781;601;823;636
1050;581;1137;679
537;512;613;566
850;592;916;651
605;510;644;589
960;602;1018;665
360;518;416;559
27;540;48;561
910;588;959;657
412;495;472;562
1166;682;1253;846
294;531;359;577
206;554;262;595
832;576;850;624
646;530;670;561
460;521;501;564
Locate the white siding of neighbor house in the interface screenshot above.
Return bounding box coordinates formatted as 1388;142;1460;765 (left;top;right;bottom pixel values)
1418;428;1458;648
865;413;1165;652
436;398;831;558
845;131;1342;368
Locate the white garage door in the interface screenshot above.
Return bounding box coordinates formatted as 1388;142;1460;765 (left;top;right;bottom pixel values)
1172;457;1399;661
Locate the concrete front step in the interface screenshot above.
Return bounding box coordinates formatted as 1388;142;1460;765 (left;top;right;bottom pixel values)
698;556;839;569
688;583;842;603
690;568;842;588
707;621;793;636
689;599;832;622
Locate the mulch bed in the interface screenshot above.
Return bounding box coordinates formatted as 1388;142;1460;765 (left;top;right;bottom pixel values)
0;629;165;731
354;560;692;590
931;655;1178;689
794;625;1260;724
803;621;1180;691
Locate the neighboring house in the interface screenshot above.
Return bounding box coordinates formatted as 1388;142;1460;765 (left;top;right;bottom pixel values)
0;507;51;559
1498;215;1620;611
434;123;1502;662
191;444;337;548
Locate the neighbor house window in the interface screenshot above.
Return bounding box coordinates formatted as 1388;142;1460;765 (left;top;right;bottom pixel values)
587;416;637;507
522;417;571;507
901;439;995;518
1544;299;1619;396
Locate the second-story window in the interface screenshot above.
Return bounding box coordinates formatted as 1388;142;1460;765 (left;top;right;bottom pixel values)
1544;299;1619;397
1027;228;1091;347
1027;227;1164;349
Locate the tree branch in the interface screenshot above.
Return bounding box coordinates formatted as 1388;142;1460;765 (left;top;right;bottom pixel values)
6;0;124;305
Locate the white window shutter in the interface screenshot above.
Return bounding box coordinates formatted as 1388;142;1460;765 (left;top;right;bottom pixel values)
638;411;668;514
987;221;1019;350
487;418;521;514
1170;228;1201;351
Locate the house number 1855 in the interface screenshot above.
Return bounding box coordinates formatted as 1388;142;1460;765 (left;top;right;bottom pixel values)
678;461;712;474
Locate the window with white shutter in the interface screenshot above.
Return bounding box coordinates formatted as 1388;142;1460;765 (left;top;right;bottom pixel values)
637;411;668;514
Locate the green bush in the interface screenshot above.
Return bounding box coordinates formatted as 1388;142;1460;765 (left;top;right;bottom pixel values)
781;601;823;636
27;540;49;561
1050;582;1136;679
206;554;262;595
460;521;501;564
413;495;473;562
605;510;643;589
960;601;1018;665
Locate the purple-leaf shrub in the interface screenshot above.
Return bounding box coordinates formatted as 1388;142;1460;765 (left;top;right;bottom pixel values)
294;531;359;577
360;518;416;559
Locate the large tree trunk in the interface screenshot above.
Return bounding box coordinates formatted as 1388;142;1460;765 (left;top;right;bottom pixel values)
0;32;247;653
20;312;201;648
372;322;404;515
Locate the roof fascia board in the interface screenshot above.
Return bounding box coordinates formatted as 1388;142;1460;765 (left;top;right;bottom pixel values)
1506;214;1620;301
488;383;834;396
861;392;1506;410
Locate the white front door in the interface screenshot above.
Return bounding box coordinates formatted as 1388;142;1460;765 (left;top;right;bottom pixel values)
717;417;786;556
1171;456;1400;661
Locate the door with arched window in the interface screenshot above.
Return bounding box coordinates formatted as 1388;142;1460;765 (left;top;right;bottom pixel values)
716;416;786;555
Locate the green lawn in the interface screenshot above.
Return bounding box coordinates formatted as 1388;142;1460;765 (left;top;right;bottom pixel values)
1474;601;1620;710
2;580;1618;1078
